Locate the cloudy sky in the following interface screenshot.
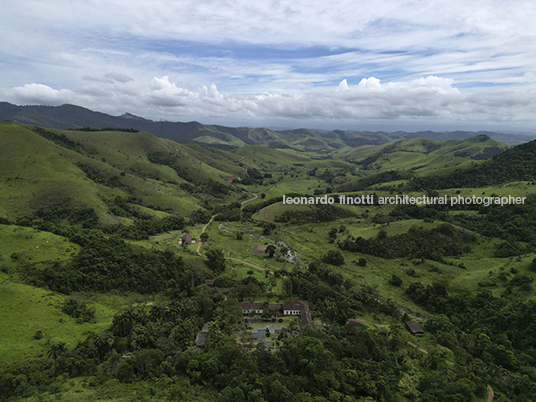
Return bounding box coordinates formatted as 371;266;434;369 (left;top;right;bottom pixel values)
2;0;536;132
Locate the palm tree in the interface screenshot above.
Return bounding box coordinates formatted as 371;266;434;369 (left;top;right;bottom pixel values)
95;333;114;360
48;342;67;369
113;310;136;337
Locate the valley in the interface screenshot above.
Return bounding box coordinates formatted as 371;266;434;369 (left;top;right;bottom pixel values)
1;120;536;401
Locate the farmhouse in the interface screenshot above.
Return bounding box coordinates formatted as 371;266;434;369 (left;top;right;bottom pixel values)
178;233;197;245
282;300;303;316
240;300;315;329
241;301;265;314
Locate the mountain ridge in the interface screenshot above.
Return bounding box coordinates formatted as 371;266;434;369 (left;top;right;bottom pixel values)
1;101;533;149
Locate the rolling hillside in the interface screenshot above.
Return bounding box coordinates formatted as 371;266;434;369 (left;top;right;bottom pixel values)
335;136;508;192
408;137;536;190
341;135;507;171
0;122;241;221
3;118;536;401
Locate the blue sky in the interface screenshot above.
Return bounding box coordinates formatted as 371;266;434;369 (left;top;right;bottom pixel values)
1;0;536;132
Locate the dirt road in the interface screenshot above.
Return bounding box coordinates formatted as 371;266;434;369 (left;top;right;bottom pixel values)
196;215;215;255
241;192;258;205
228;257;273;274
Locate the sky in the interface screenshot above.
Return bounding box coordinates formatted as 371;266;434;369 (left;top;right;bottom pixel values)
1;0;536;133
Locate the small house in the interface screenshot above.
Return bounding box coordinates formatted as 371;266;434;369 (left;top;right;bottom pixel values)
405;321;425;336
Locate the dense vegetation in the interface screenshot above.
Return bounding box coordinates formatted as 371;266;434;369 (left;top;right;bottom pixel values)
338;224;476;261
408;140;536;190
387;195;536;252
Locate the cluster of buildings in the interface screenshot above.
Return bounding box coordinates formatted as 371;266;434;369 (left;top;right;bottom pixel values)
195;299;314;348
240;300;315;330
194;278;316;347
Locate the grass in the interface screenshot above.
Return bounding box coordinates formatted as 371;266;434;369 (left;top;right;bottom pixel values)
23;376;214;401
3;121;530;401
0;224;81;268
0;123;243;221
0;273;117;366
0;224;152;366
338;136;508;176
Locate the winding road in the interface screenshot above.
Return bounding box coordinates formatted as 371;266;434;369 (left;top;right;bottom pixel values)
240;192;258;205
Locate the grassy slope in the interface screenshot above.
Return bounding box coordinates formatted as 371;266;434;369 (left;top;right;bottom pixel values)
62;129;231;185
183;143;245;176
232;145;311;171
0;224;80;264
0;225;117;365
0;122;244;221
339;136;508;175
0;275;117;365
244;175;536;317
0;122;115;219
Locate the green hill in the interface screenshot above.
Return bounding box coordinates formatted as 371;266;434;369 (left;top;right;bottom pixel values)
408;138;536;190
335;136;507;191
3;117;536;401
0;122;240;222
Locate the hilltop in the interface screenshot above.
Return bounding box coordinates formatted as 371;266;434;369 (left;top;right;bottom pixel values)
0;121;516;222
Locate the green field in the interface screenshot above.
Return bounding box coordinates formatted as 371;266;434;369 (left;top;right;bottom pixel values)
0;274;117;365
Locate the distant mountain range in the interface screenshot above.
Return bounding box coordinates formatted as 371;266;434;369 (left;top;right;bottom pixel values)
1;101;533;150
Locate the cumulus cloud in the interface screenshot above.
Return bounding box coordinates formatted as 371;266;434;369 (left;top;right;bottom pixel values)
7;83;76;105
147;76;197;107
338;79;350;91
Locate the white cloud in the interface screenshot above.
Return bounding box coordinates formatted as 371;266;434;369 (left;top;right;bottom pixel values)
4;76;535;131
338;79;350;91
498;72;536;84
7;83;76;105
105;72;134;83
